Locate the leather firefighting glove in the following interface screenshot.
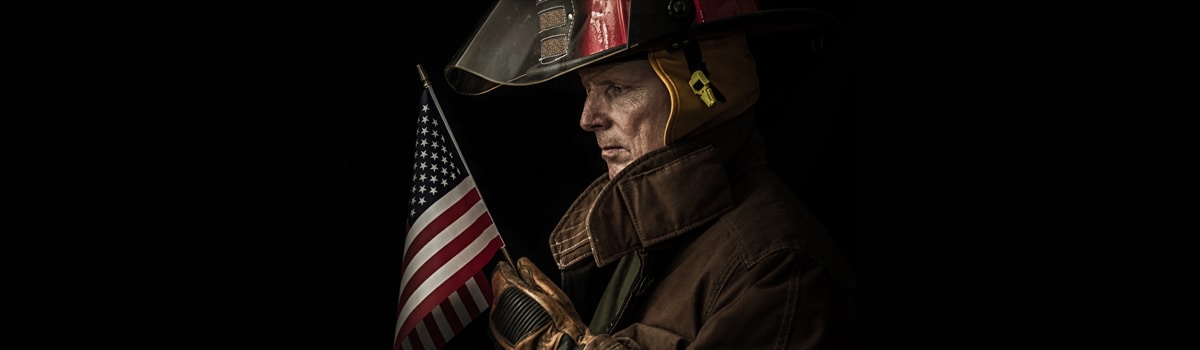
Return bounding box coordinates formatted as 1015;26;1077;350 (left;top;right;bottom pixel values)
489;257;603;350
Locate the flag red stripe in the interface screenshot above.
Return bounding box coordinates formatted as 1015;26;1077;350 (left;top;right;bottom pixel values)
423;316;447;349
401;333;418;350
413;323;431;350
396;85;507;350
474;271;492;305
402;188;482;269
456;279;481;317
397;211;494;309
398;278;479;350
439;299;464;334
396;225;498;325
394;235;503;349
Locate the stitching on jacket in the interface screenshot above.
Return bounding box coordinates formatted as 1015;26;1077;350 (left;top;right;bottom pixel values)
718;216;752;266
703;252;739;321
552;230;592;268
703;218;738;320
775;258;802;349
551;229;587;247
563;236;589;252
557;212;586;232
558;251;590;268
551;230;589;259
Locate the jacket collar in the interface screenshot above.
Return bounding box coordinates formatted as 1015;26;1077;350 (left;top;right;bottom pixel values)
550;113;765;268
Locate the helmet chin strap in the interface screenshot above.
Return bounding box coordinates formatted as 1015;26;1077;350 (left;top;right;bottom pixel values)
683;41;726;107
650;34;760;145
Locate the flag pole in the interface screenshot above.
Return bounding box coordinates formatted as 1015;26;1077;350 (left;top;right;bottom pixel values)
416;64;516;268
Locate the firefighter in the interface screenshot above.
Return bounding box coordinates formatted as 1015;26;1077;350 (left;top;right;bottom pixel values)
444;1;854;349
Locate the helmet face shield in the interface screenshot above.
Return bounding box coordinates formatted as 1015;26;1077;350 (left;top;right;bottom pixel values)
442;0;833;96
445;0;636;95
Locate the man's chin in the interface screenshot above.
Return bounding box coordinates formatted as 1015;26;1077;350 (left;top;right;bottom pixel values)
606;165;624;180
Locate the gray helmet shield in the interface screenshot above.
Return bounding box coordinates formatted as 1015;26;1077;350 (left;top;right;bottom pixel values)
443;0;837;96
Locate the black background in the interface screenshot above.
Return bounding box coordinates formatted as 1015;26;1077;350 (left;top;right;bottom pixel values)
101;1;856;349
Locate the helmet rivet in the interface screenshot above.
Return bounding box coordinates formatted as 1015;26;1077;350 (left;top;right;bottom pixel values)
667;0;689;17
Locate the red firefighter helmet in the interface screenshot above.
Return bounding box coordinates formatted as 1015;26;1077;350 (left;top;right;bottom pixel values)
444;0;838;95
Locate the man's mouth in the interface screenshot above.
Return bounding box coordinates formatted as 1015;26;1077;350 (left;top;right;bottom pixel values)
599;145;622;159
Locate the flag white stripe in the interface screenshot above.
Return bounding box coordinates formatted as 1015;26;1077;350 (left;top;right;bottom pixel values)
466;276;488;312
416;322;435;350
431;303;456;341
448;292;471;326
405;177;481;250
400;194;491;292
395;83;505;350
395;223;500;340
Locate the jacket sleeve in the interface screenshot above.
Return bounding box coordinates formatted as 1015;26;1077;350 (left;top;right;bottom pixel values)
606;252;852;350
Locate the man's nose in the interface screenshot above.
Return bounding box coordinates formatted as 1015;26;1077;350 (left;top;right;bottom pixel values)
579;97;608;132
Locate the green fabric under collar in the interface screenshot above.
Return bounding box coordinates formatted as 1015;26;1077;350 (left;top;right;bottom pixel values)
589;252;641;334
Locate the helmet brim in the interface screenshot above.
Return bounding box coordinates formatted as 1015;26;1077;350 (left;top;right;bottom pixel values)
444;5;840;96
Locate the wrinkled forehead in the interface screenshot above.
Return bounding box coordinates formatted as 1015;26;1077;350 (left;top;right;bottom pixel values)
578;59;654;83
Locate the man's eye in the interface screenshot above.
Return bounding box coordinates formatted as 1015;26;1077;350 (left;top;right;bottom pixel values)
607;85;624;94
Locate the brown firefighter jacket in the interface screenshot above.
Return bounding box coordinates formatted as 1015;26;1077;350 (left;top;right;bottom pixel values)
549;113;856;349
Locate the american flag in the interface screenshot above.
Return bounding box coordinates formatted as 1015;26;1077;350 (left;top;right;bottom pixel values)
394;73;505;350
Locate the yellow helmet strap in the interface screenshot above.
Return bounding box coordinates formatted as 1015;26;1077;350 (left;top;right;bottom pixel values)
684;41;726;107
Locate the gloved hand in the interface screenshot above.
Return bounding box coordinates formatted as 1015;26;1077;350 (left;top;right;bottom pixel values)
489;257;600;350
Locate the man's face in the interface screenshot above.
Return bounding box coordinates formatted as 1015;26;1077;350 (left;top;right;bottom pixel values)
577;59;671;179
